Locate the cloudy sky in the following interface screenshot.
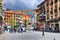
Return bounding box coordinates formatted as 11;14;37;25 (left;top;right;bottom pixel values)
2;0;44;22
2;0;44;10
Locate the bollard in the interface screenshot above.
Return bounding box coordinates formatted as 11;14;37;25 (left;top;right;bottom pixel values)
54;38;55;40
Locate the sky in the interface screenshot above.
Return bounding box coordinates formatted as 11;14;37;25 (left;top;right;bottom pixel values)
2;0;44;10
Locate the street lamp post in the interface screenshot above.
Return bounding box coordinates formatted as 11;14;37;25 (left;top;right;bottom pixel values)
42;7;46;36
42;27;44;36
42;20;46;36
40;13;45;36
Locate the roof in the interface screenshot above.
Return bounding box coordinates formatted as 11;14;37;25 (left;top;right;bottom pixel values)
5;11;14;14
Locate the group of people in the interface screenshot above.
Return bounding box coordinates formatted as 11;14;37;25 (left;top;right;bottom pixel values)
3;25;26;33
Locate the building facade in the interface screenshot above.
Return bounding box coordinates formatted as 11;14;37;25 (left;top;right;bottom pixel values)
45;0;60;32
4;10;31;27
4;10;23;26
14;11;23;25
37;1;46;30
4;11;14;26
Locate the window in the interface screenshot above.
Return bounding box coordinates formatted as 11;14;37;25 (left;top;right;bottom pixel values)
8;14;10;16
50;7;53;14
47;17;49;20
5;17;7;18
54;5;57;12
55;0;57;3
54;9;57;12
59;7;60;10
50;10;53;14
50;1;53;5
47;3;49;6
47;10;49;12
18;14;22;17
51;16;53;19
47;15;49;19
51;7;53;10
5;14;7;15
55;14;57;18
4;18;7;20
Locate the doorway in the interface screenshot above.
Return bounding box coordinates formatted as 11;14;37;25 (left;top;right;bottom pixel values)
55;24;59;32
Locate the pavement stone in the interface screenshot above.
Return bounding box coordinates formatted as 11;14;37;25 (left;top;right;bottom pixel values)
0;31;60;40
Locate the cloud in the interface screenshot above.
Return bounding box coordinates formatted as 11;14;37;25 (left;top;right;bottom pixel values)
3;0;44;10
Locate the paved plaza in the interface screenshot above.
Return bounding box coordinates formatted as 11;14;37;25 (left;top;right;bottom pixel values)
0;31;60;40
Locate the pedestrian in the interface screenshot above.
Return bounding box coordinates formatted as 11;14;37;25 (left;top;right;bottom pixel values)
21;28;23;32
14;26;17;33
14;28;16;33
4;26;7;32
51;25;55;32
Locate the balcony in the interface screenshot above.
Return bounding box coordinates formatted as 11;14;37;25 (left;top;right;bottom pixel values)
39;12;45;16
49;18;58;22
